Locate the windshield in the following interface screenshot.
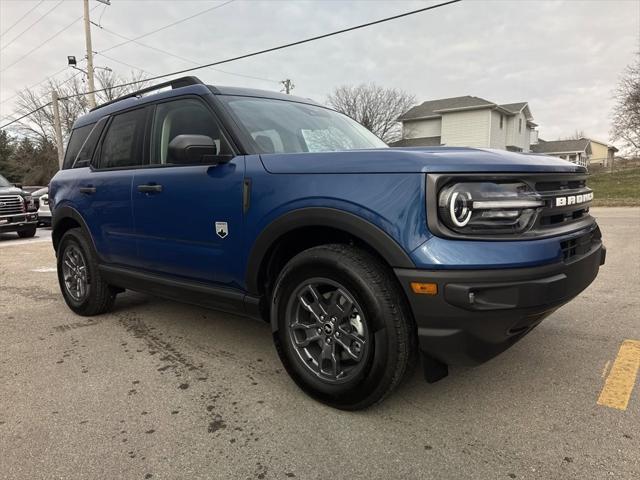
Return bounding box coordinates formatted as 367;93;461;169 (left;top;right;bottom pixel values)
0;174;11;187
220;96;387;154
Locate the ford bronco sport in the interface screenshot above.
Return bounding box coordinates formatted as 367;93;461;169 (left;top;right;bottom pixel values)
49;77;605;410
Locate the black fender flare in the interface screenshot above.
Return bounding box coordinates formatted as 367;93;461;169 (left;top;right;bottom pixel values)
245;207;415;294
51;205;99;259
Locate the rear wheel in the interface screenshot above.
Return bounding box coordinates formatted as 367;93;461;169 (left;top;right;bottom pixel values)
56;228;116;316
18;226;36;238
272;244;414;410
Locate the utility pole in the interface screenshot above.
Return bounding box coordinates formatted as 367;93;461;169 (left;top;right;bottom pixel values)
51;91;65;169
83;0;97;108
281;79;294;94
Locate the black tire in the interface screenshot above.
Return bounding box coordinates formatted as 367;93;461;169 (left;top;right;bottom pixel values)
56;227;116;316
18;226;37;238
271;244;414;410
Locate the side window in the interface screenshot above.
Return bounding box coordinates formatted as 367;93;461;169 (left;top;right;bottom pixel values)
74;116;109;168
99;108;146;169
62;124;93;169
150;98;231;165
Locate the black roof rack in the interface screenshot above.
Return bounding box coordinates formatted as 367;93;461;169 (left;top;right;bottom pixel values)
89;76;204;112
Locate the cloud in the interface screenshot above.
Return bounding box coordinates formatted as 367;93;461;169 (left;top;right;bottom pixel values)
1;0;638;145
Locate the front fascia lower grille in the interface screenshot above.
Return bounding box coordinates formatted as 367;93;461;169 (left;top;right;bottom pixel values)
0;195;25;217
426;173;595;241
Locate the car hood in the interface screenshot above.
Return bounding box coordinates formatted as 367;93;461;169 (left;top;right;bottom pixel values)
0;186;26;196
259;147;586;174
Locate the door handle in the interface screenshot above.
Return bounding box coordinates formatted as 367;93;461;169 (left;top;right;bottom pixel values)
79;186;96;194
137;184;163;193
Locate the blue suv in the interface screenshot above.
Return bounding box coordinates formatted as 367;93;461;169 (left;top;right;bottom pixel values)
50;77;605;409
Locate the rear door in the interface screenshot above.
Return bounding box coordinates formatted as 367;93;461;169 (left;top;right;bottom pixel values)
77;107;148;266
131;96;244;287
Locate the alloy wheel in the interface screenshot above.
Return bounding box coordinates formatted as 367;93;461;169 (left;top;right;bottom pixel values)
286;278;370;383
61;244;89;302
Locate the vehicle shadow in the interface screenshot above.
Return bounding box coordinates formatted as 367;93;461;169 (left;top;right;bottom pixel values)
107;289;581;420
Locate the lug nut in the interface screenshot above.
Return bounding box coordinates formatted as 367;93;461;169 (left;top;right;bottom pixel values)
335;331;341;337
317;328;322;335
331;316;337;322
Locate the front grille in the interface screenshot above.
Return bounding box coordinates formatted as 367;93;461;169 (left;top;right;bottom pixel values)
535;179;586;192
532;175;593;232
560;228;599;261
0;195;25;216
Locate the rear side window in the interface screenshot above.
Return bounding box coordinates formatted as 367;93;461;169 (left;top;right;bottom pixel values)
62;124;93;169
98;108;146;169
73;116;109;168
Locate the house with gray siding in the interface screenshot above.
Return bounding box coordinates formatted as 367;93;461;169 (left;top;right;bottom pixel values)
393;96;537;152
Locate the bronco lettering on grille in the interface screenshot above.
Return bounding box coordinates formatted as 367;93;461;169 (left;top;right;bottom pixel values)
555;192;593;207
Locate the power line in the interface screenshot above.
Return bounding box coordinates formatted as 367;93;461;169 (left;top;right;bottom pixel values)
0;0;461;130
0;58;87;108
96;24;280;84
97;52;157;77
0;102;52;129
99;0;236;55
0;66;67;107
72;0;461;99
0;0;64;52
0;5;98;73
0;0;45;39
0;68;84;123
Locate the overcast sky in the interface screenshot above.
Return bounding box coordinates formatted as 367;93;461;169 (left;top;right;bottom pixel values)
1;0;638;145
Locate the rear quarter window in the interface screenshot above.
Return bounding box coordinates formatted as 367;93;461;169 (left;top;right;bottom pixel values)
62;124;94;169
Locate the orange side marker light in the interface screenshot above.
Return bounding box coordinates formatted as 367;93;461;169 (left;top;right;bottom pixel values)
410;282;438;295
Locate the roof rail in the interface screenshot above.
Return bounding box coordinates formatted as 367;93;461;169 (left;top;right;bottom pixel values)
89;76;204;112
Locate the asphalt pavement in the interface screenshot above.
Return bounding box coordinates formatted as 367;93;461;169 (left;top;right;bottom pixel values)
0;208;638;479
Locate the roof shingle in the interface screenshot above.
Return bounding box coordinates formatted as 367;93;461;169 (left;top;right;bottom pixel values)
530;138;590;154
398;96;494;121
389;136;442;147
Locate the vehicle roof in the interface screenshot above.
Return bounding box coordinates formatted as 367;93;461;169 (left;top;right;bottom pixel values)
73;82;324;129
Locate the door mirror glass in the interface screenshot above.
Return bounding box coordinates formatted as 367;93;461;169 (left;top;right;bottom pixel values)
168;134;225;164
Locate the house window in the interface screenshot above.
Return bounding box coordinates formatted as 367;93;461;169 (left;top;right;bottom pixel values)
518;118;522;133
499;114;503;129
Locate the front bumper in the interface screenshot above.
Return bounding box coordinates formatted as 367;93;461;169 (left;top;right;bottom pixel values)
0;213;38;232
395;238;605;366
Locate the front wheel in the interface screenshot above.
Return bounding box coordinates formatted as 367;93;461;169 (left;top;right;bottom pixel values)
272;244;414;410
18;226;36;238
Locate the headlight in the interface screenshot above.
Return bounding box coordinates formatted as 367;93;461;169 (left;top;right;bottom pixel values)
438;182;544;235
23;195;37;212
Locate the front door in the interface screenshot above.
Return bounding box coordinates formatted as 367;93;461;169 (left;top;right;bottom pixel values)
132;97;244;288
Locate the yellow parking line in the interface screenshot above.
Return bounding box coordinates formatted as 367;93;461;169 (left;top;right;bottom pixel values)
597;340;640;411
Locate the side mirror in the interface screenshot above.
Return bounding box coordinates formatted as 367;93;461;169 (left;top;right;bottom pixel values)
167;134;230;165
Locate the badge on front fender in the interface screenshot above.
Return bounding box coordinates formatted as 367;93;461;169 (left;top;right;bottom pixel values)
215;221;228;239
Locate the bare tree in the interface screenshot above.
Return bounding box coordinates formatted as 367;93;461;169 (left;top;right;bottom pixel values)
94;69;149;103
568;130;587;140
11;70;149;145
611;54;640;155
327;84;415;143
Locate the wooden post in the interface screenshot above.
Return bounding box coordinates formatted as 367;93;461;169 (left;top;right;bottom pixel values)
83;0;97;108
51;90;64;169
